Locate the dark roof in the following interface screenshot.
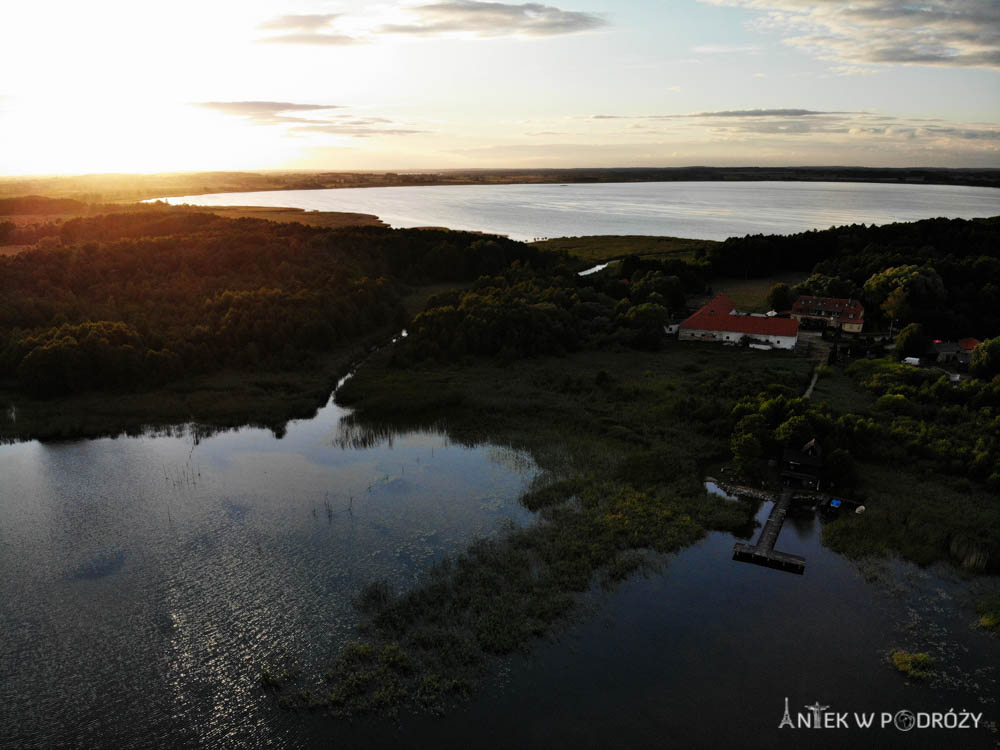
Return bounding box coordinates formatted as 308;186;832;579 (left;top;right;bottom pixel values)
932;341;961;354
782;447;823;469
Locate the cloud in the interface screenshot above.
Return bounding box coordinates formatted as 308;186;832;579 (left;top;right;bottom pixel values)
692;108;837;117
196;101;344;125
257;13;361;45
293;124;425;137
590;109;843;120
258;14;342;31
577;107;1000;147
378;1;608;37
196;101;422;138
257;2;606;45
260;32;361;45
699;0;1000;69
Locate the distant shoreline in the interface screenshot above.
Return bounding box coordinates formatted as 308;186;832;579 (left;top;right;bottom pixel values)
2;166;998;204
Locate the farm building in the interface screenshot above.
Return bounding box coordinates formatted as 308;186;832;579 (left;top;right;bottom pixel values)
678;295;799;349
791;296;864;333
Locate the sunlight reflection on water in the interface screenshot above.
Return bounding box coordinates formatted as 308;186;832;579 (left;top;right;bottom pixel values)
0;393;537;748
158;181;1000;241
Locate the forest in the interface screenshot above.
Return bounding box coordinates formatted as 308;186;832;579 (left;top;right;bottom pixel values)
0;209;551;396
701;216;1000;336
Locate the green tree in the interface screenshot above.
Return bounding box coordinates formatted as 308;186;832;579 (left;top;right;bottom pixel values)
774;415;813;448
766;282;794;312
971;337;1000;380
894;322;928;360
863;265;945;325
731;432;763;478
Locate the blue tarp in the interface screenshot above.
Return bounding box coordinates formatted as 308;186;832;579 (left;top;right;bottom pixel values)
830;499;842;508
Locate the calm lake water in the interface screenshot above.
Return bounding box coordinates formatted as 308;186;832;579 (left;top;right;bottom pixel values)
159;181;1000;241
0;377;538;748
2;375;997;747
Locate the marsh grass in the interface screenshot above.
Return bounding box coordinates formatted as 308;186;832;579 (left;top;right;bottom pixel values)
976;595;1000;633
889;649;934;679
822;463;999;570
264;343;811;715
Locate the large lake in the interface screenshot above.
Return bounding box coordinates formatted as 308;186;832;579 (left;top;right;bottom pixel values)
0;375;539;748
159;181;1000;241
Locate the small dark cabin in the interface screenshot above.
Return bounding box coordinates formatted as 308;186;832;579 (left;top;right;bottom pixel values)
781;438;824;490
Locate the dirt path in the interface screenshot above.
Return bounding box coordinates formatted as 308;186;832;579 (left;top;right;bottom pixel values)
803;367;820;399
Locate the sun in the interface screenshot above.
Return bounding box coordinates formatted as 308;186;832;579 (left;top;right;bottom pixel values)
0;96;301;176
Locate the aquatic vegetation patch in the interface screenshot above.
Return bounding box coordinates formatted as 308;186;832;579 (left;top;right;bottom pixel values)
888;649;934;679
976;594;1000;634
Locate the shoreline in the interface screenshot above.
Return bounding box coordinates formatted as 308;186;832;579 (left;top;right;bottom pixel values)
3;166;999;204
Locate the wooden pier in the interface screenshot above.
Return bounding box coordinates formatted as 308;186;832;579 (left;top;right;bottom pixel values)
732;489;806;574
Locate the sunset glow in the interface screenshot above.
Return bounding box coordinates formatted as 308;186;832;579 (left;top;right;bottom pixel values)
2;0;998;174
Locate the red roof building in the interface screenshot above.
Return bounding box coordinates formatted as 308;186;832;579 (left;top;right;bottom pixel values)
791;296;864;333
679;295;799;349
959;338;982;352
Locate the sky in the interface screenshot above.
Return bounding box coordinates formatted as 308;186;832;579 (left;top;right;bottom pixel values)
1;0;998;174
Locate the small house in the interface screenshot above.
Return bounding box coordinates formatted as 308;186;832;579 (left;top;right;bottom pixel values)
790;296;864;333
930;340;961;364
781;438;824;490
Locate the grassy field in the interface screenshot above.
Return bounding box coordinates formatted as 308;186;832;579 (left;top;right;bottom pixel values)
188;205;384;229
810;364;875;414
531;234;717;264
700;270;809;312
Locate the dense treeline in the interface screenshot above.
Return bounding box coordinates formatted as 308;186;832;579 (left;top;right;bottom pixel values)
0;212;549;395
702;216;1000;336
843;359;1000;487
728;358;1000;570
395;253;700;362
0;196;88;215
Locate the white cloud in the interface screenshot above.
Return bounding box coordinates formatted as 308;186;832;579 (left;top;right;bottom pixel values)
699;0;1000;69
195;101;343;125
379;1;608;37
195;101;423;137
257;1;607;45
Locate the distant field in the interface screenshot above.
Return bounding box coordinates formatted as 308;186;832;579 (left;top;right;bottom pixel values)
699;271;809;312
0;203;385;251
195;205;384;229
531;234;717;264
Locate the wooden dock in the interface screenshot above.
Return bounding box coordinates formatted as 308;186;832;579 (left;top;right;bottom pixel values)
732;489;806;574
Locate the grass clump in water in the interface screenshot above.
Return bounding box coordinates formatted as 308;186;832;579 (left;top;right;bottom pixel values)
976;594;1000;633
888;649;934;679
